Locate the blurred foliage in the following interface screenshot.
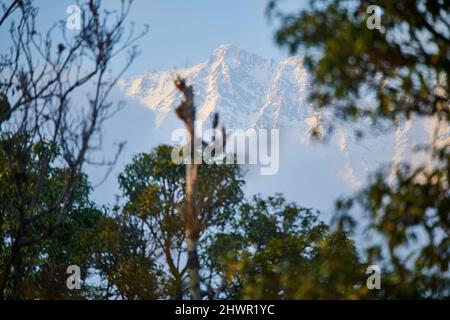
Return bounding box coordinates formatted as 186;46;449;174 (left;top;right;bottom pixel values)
0;0;147;300
1;138;442;299
0;133;103;299
89;211;163;299
109;145;244;299
335;152;449;298
269;0;448;122
270;0;449;298
208;195;371;299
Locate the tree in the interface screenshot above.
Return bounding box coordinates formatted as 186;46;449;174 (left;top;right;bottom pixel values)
115;145;243;299
0;0;147;299
0;136;104;299
207;195;366;299
269;0;449;298
114;147;374;300
89;210;163;300
173;77;231;299
269;0;448;122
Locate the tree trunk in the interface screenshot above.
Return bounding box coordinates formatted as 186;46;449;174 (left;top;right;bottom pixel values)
183;133;202;300
185;229;201;300
0;230;23;300
174;77;203;300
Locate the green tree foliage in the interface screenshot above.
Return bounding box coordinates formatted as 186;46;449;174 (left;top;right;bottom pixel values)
208;195;366;299
3;138;423;299
108;147;369;299
270;0;449;298
0;0;146;300
270;0;448;121
0;134;103;299
89;211;163;300
110;145;244;299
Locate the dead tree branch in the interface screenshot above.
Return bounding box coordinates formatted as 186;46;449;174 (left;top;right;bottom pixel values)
174;76;226;300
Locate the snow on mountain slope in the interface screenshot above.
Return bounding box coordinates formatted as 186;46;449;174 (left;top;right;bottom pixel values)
118;44;308;129
117;44;448;190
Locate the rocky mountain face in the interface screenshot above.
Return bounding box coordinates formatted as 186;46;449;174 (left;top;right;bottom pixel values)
117;44;448;189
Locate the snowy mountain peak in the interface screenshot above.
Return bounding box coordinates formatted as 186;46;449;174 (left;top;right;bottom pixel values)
212;43;239;58
116;45;446;191
117;44;309;129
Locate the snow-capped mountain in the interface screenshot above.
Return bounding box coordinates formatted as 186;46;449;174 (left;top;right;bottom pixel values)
117;44;310;129
117;44;448;191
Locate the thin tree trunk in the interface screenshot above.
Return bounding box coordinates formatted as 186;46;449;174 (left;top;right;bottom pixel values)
0;230;23;300
174;77;225;300
185;228;201;300
184;156;202;300
174;77;203;300
0;254;13;299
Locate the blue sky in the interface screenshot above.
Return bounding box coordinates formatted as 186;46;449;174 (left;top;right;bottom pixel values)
34;0;300;74
119;0;301;74
124;0;291;73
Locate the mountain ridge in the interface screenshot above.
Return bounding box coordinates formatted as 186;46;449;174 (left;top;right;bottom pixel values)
117;44;311;129
117;44;448;191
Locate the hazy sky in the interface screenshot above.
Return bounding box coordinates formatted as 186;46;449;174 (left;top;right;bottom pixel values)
34;0;299;73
